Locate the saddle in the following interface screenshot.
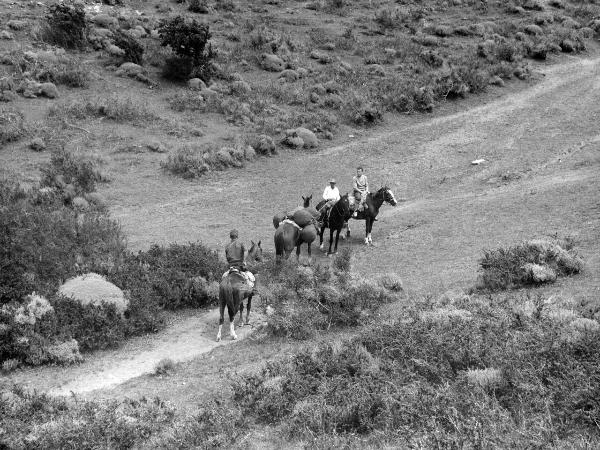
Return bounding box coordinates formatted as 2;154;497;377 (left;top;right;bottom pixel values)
222;267;255;289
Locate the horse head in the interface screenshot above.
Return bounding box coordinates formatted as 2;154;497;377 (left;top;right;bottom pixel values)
379;186;398;206
248;240;263;261
302;194;313;207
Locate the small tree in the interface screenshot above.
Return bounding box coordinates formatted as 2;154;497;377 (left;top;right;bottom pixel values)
158;16;216;81
42;2;87;49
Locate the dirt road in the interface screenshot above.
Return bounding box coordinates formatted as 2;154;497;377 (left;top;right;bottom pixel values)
5;55;599;397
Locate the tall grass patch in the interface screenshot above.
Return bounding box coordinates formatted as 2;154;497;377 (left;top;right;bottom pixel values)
48;95;156;124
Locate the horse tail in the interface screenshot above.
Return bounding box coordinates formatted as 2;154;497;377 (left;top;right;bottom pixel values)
220;275;234;309
274;227;284;260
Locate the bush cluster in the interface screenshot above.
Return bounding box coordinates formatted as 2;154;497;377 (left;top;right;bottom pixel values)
232;294;600;446
48;95;156;124
0;109;27;145
477;238;583;290
260;249;399;339
161;144;254;179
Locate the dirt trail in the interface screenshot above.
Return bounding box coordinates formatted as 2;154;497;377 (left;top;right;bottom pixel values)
2;308;263;396
5;56;600;397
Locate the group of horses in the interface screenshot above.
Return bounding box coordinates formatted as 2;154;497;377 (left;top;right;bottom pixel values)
275;186;398;258
217;186;398;341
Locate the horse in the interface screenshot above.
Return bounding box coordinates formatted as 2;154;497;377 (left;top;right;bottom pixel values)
216;240;263;342
316;194;352;255
349;186;398;245
274;220;319;262
273;195;314;229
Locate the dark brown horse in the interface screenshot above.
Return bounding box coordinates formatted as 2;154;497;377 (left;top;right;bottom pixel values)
349;186;397;245
316;194;352;255
274;220;319;261
216;240;263;341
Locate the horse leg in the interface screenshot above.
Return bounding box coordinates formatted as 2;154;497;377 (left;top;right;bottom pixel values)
296;242;302;260
328;228;334;255
217;298;225;341
346;221;351;238
245;294;252;325
334;228;341;253
367;218;373;244
307;242;312;263
238;297;244;328
228;301;237;340
364;218;370;245
319;226;325;251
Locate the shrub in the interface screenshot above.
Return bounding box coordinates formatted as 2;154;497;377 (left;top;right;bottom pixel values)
112;30;144;65
108;243;226;310
161;147;209;179
158;16;216;81
40;2;87;49
41;149;104;195
188;0;209;13
154;358;175;375
477;238;583;290
0;109;26;145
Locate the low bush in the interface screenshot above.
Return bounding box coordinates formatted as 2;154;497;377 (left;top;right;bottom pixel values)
8;53;90;88
40;2;87;49
161;147;209;179
41;149;105;195
0;109;27;145
232;294;600;446
48;95;156;124
112;30;144;65
477;238;583;291
0;387;175;449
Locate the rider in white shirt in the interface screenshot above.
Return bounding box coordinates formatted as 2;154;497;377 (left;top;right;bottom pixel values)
319;179;340;224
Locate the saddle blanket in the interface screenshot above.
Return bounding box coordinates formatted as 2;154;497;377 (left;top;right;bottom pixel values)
222;268;255;289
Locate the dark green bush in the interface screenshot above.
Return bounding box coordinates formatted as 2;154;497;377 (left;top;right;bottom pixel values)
41;2;87;49
158;16;216;81
0;109;27;145
51;295;125;352
108;243;226;310
112;30;144;65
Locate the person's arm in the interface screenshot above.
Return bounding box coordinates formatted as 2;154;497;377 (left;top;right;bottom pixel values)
241;243;246;265
334;187;340;201
352;176;358;191
323;187;329;200
365;176;369;193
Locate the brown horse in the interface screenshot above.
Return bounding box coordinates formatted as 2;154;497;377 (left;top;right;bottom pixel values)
216;240;263;341
274;221;319;261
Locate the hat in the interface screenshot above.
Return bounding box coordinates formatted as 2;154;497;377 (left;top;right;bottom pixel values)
329;179;336;184
230;229;239;239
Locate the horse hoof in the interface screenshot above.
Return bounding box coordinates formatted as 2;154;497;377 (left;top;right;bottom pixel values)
245;321;250;326
238;322;244;328
231;334;238;340
216;336;221;342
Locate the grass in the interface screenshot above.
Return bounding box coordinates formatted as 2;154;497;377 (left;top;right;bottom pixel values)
0;108;27;146
48;95;157;124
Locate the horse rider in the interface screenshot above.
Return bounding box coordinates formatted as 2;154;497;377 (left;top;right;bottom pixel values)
224;229;255;288
352;166;369;217
317;178;340;225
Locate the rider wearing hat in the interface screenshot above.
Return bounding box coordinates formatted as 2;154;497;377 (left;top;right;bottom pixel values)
319;178;341;224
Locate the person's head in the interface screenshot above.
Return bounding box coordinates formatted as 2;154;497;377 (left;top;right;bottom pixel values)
329;178;336;188
356;167;363;177
229;229;239;240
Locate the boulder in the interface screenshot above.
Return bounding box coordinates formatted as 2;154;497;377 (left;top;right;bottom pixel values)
279;69;299;82
93;14;118;28
40;82;59;99
260;53;284;72
7;20;28;30
106;44;125;57
29;137;46;152
286;127;318;149
58;273;129;314
72;196;90;211
367;64;386;77
284;135;304;148
524;24;543;35
254;134;276;155
188;78;207;91
21;80;42;98
116;62;144;77
0;30;14;40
